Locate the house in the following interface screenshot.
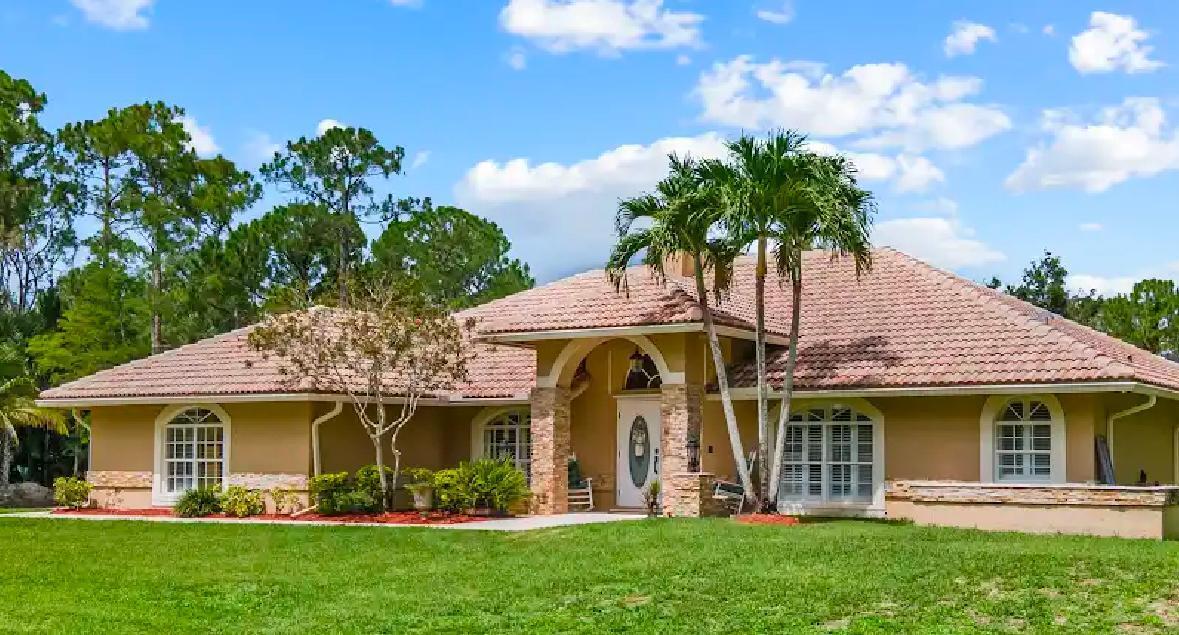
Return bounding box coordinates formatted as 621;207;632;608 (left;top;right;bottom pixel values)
37;248;1179;538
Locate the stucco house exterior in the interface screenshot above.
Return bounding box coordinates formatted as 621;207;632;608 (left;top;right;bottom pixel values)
37;248;1179;538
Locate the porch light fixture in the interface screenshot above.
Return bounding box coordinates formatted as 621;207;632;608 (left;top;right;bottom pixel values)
628;348;645;373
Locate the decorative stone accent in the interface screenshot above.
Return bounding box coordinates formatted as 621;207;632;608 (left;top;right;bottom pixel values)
227;473;309;490
530;386;571;515
87;470;152;489
664;472;728;517
887;480;1179;508
660;384;703;479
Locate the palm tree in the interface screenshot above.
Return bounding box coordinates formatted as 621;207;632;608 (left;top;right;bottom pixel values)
765;152;875;502
606;154;754;500
701;130;814;508
0;351;68;489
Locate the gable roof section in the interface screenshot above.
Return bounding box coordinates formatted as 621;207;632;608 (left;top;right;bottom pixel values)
38;309;536;403
37;247;1179;403
728;248;1179;392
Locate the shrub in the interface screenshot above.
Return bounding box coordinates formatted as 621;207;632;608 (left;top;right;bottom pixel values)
268;488;300;515
174;487;221;517
221;486;265;518
403;467;434;492
53;476;92;509
434;459;530;513
354;464;394;509
309;470;382;515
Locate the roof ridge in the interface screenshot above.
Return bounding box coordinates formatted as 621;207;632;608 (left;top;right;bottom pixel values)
883;248;1138;379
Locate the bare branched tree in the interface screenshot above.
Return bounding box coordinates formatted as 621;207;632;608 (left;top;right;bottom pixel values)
247;281;470;508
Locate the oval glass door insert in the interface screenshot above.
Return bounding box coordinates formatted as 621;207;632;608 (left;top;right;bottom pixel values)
628;415;651;487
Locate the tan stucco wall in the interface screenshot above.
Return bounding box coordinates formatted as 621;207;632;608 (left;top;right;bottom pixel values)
886;499;1169;539
1104;393;1179;485
317;403;481;475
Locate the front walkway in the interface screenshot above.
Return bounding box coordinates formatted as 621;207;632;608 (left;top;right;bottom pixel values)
0;510;645;531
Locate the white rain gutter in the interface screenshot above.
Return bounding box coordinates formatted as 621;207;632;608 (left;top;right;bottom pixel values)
311;401;344;477
1107;394;1158;482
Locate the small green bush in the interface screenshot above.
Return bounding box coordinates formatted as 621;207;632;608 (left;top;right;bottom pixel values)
174;487;221;517
309;470;383;515
53;476;92;509
354;464;394;509
403;467;434;486
435;459;530;513
221;486;265;517
268;488;300;515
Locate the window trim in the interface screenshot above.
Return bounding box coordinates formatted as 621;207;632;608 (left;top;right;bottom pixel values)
470;406;532;480
979;395;1066;485
152;403;232;506
774;397;885;516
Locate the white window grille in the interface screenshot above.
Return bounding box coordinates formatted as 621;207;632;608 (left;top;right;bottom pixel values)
163;408;225;494
779;406;875;505
995;398;1053;482
482;410;531;480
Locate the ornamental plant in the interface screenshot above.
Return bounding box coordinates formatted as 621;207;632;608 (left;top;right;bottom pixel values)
52;476;91;509
434;459;529;513
220;486;265;517
174;487;221;517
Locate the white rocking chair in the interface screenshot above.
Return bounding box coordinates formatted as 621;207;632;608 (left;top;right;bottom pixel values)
568;477;594;511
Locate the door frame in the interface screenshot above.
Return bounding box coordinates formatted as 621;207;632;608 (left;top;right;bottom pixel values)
615;394;662;508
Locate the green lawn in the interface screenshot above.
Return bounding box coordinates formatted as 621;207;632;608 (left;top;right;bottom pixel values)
2;518;1178;633
0;508;47;514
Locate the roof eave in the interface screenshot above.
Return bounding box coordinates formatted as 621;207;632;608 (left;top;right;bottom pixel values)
36;392;531;409
716;381;1179;401
480;322;790;345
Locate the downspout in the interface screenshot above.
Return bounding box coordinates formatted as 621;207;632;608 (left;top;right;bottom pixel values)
1106;394;1157;484
312;401;344;477
71;409;90;478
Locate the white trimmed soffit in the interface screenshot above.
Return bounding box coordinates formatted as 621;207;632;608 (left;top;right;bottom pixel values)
37;394;531;409
536;332;685;388
715;382;1179;402
481;323;790;346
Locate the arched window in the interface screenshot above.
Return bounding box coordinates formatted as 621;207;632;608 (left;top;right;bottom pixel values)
779;405;878;505
481;409;531;479
623;350;662;390
994;397;1054;482
163;407;225;494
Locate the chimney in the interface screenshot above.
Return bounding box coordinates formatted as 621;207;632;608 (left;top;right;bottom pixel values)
663;252;695;278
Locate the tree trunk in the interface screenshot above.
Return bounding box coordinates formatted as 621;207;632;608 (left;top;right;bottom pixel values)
0;426;14;489
337;221;348;308
755;236;769;509
151;254;164;354
769;270;803;497
693;254;754;499
372;434;388;511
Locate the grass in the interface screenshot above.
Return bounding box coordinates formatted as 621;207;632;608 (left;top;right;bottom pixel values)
1;518;1178;633
0;508;47;514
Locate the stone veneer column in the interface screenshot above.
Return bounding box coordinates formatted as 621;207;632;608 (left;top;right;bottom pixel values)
530;386;571;515
661;383;708;517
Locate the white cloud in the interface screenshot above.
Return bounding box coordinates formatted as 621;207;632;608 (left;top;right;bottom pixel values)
242;131;282;165
316;118;346;136
875;217;1004;270
1005;97;1179;193
675;54;691;66
455;133;728;280
1068;274;1137;297
177;116;219;157
410;150;430;170
1079;222;1103;232
506;46;528;70
499;0;703;55
944;21;996;57
1069;11;1163;74
913;197;959;215
1042;24;1055;36
70;0;153;30
389;0;422;6
809;141;944;193
695;56;1010;151
756;2;794;25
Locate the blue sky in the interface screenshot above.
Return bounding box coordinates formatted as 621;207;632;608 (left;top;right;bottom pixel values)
2;1;1177;292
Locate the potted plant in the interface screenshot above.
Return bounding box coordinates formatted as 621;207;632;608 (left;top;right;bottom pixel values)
403;467;435;511
642;479;661;518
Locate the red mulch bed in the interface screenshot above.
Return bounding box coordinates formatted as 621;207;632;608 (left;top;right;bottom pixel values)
51;508;486;524
734;513;801;526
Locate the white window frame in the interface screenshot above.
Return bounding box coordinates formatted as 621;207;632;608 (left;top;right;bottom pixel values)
470;407;532;481
979;394;1066;485
152;404;231;506
775;398;885;516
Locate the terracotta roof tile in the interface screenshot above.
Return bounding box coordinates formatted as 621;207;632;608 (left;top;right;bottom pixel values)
39;247;1179;402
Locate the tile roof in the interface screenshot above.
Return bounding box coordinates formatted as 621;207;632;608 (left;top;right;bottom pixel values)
38;247;1179;402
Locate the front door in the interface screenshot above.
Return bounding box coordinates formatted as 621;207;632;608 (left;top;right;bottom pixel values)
616;397;661;508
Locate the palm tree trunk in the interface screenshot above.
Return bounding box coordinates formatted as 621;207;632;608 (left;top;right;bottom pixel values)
770;269;803;497
755;236;770;509
693;254;754;500
0;426;14;489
